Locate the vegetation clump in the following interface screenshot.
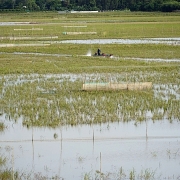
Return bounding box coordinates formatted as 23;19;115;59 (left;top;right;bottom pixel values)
0;123;5;132
0;156;12;180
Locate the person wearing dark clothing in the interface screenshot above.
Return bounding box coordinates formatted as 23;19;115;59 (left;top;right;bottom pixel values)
97;48;101;56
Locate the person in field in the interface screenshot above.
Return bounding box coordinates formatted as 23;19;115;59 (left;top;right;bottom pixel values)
97;48;101;56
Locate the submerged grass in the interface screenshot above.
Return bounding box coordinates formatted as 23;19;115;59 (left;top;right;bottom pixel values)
0;156;12;180
0;123;5;131
0;72;179;128
0;170;12;180
0;11;180;180
0;11;180;127
83;167;157;180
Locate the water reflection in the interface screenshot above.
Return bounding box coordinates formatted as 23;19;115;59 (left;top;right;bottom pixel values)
1;115;180;179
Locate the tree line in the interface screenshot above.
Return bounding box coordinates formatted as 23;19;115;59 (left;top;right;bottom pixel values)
0;0;180;12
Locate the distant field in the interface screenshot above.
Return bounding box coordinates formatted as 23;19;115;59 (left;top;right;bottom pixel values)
0;11;180;40
0;12;180;74
1;11;180;22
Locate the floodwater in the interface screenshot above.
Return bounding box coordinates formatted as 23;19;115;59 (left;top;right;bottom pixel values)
0;22;31;26
1;114;180;179
1;20;180;179
1;37;180;47
59;38;180;45
1;26;180;178
123;57;180;62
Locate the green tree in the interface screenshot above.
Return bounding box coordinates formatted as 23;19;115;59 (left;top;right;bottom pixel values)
161;0;180;11
0;0;12;9
36;0;47;10
27;0;39;10
110;0;118;9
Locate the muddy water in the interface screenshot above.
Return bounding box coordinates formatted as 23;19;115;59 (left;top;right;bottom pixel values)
1;115;180;179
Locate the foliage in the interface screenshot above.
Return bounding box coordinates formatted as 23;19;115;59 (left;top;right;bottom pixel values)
0;0;180;12
161;1;180;12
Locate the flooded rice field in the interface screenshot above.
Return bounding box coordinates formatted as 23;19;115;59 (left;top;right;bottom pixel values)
0;14;180;179
0;73;180;179
1;21;180;178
